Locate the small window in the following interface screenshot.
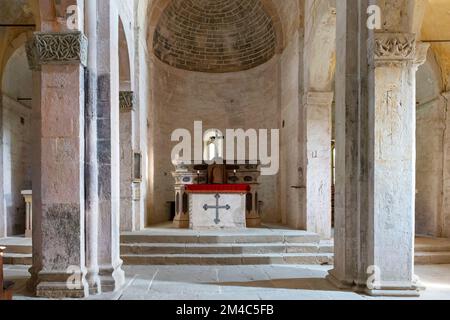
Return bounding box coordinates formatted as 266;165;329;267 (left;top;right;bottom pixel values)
203;129;224;162
133;152;142;181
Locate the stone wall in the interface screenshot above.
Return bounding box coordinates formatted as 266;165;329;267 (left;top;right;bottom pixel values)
416;99;445;236
149;57;280;225
416;51;446;237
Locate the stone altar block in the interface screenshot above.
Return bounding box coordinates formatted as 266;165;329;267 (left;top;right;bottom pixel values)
186;184;249;230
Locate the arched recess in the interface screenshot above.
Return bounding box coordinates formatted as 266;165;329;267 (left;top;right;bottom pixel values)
415;48;445;238
145;0;291;226
1;35;34;237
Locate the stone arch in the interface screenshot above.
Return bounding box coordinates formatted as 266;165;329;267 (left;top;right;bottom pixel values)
119;17;132;90
304;0;336;92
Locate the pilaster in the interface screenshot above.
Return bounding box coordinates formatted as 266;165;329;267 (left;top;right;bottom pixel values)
120;91;136;231
304;91;334;239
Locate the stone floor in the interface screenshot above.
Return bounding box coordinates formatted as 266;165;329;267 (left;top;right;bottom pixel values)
4;264;450;300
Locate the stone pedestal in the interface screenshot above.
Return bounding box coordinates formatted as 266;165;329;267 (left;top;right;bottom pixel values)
21;190;32;238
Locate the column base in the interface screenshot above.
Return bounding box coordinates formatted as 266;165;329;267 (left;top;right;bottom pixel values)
327;270;424;297
326;271;354;290
98;260;125;293
28;267;89;299
173;214;189;229
246;216;262;228
85;268;101;295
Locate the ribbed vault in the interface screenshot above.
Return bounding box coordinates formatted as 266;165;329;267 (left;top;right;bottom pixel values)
153;0;277;73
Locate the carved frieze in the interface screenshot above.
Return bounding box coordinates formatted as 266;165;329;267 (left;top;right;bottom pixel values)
373;32;416;63
26;31;88;69
120;91;134;113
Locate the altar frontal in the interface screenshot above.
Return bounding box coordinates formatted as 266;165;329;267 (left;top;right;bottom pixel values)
186;184;250;230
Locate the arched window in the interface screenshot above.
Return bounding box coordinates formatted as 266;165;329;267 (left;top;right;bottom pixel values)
203;129;224;162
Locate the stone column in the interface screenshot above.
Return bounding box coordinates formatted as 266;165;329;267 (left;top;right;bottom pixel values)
0;91;4;238
119;91;135;231
84;0;101;295
26;31;89;298
21;190;33;238
304;91;334;239
246;186;261;227
96;0;125;292
441;92;450;238
173;186;189;228
328;0;427;296
327;0;361;288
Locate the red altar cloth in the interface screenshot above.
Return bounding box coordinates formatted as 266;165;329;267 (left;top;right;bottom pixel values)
185;184;250;194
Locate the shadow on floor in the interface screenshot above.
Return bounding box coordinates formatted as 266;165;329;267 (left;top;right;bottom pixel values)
211;278;342;292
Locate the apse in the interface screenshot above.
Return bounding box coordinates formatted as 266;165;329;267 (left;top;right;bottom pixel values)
153;0;277;73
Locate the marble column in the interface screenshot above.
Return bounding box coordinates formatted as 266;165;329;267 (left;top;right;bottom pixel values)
96;0;125;292
328;0;427;296
26;31;89;298
304;91;334;239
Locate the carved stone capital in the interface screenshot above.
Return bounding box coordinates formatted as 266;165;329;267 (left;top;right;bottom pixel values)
414;42;430;68
26;38;40;71
373;32;416;65
304;91;334;106
120;91;134;113
26;31;88;69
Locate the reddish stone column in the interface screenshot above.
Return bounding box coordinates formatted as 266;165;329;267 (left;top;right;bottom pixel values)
26;31;89;298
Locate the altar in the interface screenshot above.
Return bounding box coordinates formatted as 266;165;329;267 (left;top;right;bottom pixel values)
171;161;262;229
186;184;249;230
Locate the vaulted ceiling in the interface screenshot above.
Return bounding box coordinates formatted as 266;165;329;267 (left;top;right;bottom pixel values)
153;0;277;73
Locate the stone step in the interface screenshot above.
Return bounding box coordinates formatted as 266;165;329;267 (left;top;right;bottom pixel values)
120;233;321;245
121;253;334;265
414;252;450;265
3;253;32;266
121;243;333;255
415;244;450;253
3;244;33;255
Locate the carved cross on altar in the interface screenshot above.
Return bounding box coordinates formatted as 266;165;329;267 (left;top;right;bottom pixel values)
203;194;230;224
